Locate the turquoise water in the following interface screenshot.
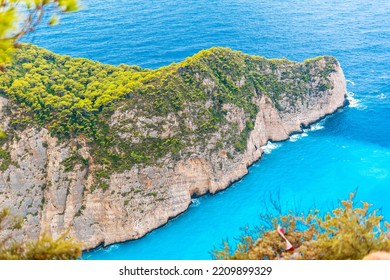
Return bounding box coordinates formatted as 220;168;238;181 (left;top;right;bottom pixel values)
25;0;390;259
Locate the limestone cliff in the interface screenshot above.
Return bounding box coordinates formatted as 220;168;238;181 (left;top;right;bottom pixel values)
0;46;346;248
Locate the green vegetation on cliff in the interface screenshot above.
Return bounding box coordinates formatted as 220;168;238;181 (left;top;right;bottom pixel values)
0;129;10;170
0;44;337;188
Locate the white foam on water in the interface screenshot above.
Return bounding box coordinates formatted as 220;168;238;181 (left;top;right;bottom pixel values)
261;141;281;154
346;79;355;86
288;120;326;142
102;244;119;253
377;93;386;99
289;132;308;142
191;198;200;207
308;122;325;131
347;91;366;109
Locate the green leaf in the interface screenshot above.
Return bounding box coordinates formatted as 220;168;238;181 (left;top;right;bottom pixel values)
48;15;59;25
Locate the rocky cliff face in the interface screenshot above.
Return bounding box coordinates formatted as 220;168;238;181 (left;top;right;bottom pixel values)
0;48;346;249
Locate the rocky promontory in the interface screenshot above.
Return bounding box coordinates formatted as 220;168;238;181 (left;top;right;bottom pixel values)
0;45;346;248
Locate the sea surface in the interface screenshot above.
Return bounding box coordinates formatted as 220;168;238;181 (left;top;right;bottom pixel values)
25;0;390;260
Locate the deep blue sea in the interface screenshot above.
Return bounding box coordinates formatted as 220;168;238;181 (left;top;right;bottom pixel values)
25;0;390;260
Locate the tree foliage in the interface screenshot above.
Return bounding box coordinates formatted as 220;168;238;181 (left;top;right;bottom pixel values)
212;192;390;260
0;0;79;67
0;208;82;260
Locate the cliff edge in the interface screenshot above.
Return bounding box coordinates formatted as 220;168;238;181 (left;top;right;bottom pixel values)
0;45;346;248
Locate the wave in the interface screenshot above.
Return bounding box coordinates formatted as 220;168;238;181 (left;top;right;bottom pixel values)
289;120;324;142
289;132;309;142
346;79;355;86
261;141;281;154
263;120;324;149
347;91;366;110
376;93;386;99
101;244;119;253
307;122;325;132
191;198;200;207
